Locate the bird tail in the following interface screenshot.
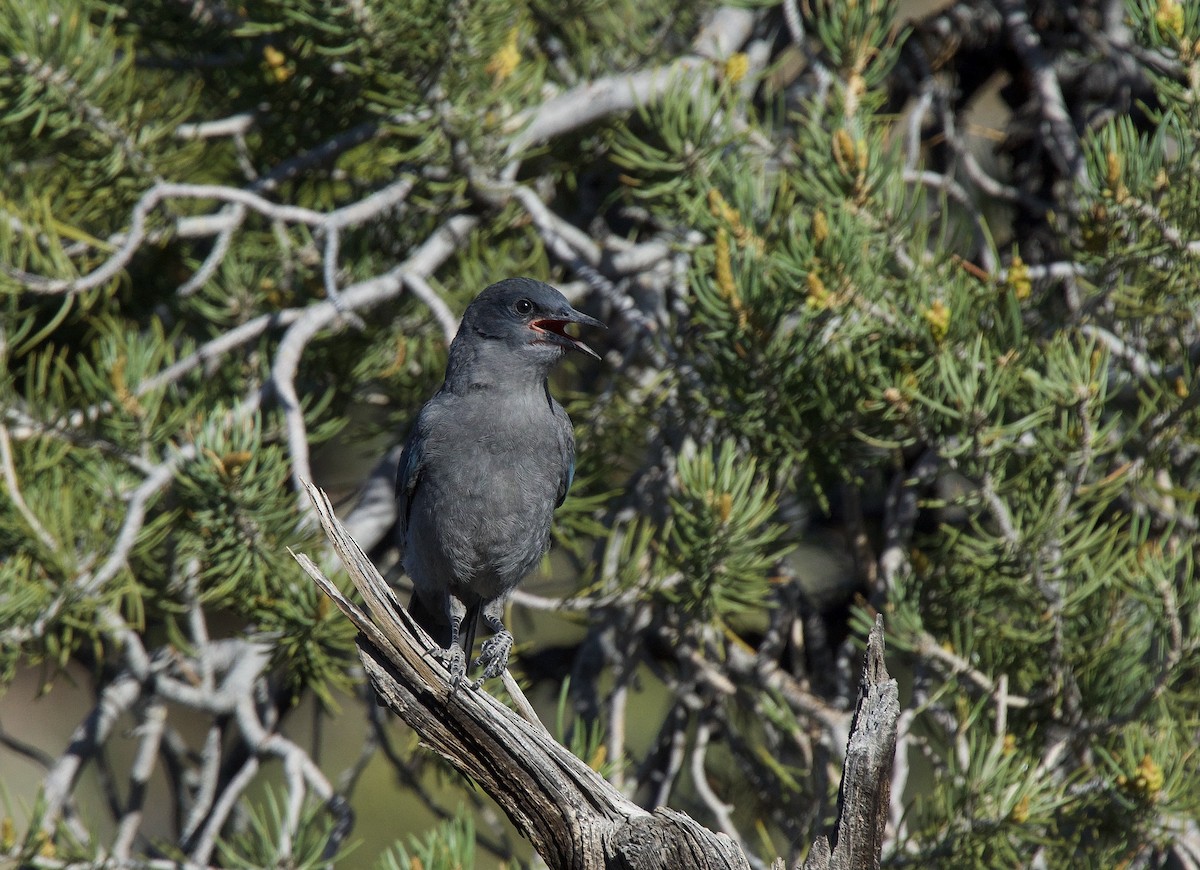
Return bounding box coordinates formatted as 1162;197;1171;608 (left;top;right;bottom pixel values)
406;589;448;647
461;599;481;664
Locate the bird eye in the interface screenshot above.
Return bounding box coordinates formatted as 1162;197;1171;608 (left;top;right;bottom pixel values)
514;298;534;315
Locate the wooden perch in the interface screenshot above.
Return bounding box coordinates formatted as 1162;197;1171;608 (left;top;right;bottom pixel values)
802;615;900;870
293;482;899;870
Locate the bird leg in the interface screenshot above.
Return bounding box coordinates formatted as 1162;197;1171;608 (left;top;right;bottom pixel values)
472;599;513;685
434;595;468;685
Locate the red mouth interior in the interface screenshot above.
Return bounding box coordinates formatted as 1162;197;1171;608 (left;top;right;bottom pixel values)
530;319;596;357
531;318;572;339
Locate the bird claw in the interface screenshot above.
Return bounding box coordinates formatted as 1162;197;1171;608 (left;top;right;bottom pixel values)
471;630;513;686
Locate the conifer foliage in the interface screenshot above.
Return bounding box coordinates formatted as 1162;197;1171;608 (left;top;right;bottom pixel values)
2;0;1199;867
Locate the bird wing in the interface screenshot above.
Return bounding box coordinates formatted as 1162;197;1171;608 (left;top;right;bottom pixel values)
554;403;576;508
395;402;434;551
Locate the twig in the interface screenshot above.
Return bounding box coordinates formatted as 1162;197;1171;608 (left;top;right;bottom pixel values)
0;718;57;768
691;717;767;870
720;631;851;749
903;85;935;172
232;691;341;862
914;632;1029;709
607;679;628;791
40;675;143;833
1001;261;1084;283
140;309;303;400
2;406;156;473
935;92;1051;212
399;272;458;346
189;755;260;865
177;204;245;297
1122;197;1200;257
111;699;167;861
647;704;691;809
487;179;671;339
0;422;59;552
782;0;833;105
176;112;256;139
902;169;997;275
180;725;224;845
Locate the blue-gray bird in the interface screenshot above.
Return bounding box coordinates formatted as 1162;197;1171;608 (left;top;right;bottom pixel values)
395;277;603;685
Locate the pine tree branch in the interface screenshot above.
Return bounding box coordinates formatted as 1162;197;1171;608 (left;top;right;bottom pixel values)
1120;196;1200;257
271;214;477;523
11;50;160;180
0;445;196;649
6;176;415;296
507;7;754;156
994;0;1088;189
8;205;473;592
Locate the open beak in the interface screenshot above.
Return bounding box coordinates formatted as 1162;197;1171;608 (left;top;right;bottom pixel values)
531;307;605;359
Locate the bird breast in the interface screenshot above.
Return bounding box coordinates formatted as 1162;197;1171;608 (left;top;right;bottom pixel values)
417;392;569;599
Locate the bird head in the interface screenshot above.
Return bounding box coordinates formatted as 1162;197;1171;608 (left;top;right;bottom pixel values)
453;278;605;369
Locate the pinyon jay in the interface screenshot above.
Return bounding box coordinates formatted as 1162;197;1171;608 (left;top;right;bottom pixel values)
396;277;603;685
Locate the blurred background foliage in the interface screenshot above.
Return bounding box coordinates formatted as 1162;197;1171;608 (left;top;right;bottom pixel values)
2;0;1200;867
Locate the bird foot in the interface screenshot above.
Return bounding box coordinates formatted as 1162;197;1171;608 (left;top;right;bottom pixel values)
433;644;467;687
472;630;513;686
